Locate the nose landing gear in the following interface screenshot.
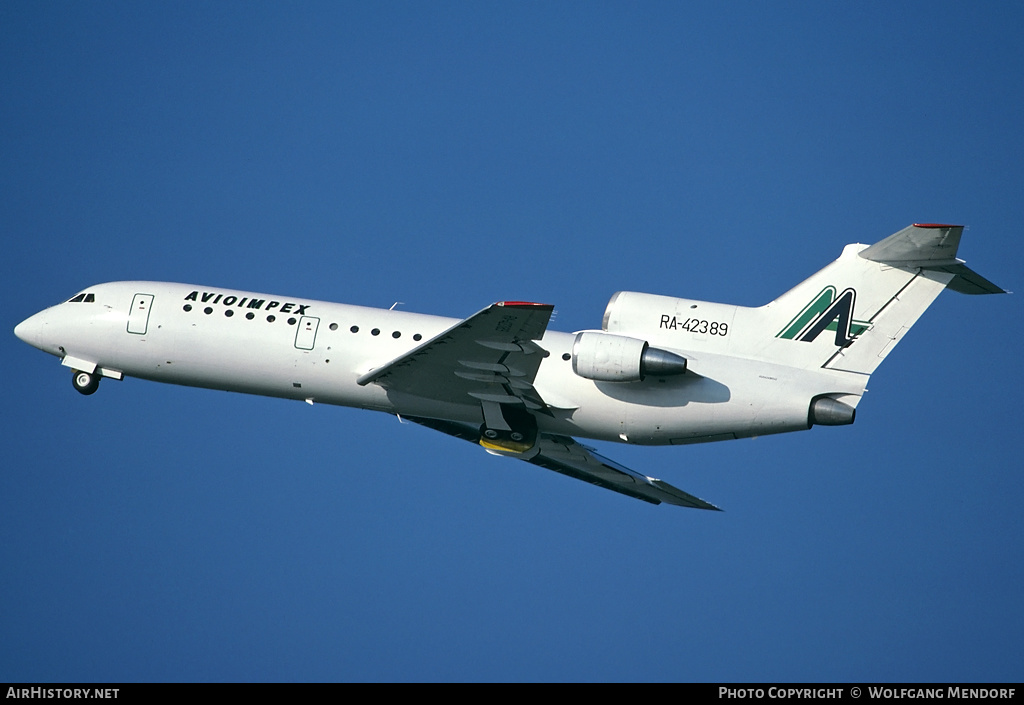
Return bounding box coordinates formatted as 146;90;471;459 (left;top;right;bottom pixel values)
71;370;99;395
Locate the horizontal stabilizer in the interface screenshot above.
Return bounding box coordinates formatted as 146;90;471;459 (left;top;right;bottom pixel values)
859;223;964;264
930;262;1005;295
859;223;1004;295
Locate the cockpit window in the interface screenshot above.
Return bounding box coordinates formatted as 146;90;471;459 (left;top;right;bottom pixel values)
67;293;95;303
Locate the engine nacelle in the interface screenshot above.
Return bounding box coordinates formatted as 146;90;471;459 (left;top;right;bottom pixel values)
809;396;857;426
572;331;687;382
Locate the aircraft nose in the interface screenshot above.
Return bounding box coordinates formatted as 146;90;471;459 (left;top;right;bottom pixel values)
14;312;42;348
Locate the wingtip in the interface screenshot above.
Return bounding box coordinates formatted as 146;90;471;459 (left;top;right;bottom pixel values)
691;499;724;511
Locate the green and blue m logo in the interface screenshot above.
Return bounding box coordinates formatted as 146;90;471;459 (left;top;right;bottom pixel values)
777;286;870;347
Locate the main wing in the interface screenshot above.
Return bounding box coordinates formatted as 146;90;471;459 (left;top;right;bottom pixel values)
358;300;719;509
407;417;720;510
357;301;554;413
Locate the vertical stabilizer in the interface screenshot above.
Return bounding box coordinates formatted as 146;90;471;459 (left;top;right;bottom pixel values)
759;224;1003;375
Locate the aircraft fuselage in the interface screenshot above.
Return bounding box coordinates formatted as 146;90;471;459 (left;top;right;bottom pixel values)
15;280;837;446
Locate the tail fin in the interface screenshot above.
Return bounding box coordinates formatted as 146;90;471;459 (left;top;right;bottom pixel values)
766;224;1004;375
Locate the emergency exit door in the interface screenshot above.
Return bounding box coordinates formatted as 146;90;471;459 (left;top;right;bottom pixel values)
127;294;154;335
294;316;319;350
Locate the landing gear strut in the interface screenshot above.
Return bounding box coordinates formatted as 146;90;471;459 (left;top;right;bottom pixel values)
479;404;538;454
71;370;99;395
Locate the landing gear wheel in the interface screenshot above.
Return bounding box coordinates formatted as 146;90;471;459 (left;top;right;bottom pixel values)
72;370;99;395
477;406;538;454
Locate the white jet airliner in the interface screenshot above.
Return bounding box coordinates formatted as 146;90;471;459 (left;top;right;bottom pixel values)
14;224;1003;509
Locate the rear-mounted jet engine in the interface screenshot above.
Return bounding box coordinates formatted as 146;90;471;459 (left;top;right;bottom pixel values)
571;331;688;382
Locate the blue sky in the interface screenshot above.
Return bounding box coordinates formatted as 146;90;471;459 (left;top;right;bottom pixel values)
2;2;1022;682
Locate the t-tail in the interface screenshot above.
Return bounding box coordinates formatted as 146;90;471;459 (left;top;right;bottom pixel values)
601;224;1003;430
763;223;1004;375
